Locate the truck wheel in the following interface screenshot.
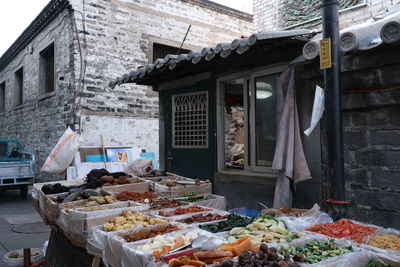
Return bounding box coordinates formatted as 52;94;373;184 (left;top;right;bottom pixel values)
20;185;28;198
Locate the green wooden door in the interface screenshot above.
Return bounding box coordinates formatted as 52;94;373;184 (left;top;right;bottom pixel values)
161;80;216;181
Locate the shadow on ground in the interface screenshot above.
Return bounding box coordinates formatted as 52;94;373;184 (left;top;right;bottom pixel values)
0;186;50;263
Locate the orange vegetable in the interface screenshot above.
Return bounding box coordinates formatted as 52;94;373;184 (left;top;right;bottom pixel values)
173;236;185;250
232;238;252;256
162;245;171;254
168;258;181;267
153;250;161;260
236;237;249;244
218;246;235;253
305;219;376;242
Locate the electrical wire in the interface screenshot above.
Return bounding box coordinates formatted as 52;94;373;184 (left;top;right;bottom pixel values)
0;11;71;82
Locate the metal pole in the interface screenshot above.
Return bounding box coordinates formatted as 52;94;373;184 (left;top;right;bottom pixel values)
321;0;345;201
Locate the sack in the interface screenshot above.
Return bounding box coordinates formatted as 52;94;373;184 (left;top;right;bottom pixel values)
124;159;153;176
41;127;83;174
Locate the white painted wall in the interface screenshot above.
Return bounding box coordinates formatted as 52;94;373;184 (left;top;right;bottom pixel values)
80;115;159;163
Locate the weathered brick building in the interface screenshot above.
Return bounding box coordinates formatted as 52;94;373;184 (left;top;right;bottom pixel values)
0;0;252;181
254;0;398;31
252;0;400;227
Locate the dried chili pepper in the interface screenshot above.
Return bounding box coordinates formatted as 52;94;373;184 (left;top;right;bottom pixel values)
305;219;376;242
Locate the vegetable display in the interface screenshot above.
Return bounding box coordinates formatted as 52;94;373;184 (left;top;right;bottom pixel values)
279;240;353;264
116;191;158;202
136;230;200;256
177;213;229;224
199;214;254;233
305;219;377;242
123;224;181;242
213;243;300;267
149;198;186;210
367;234;400;251
227;215;299;246
167;255;206;267
365;260;396;267
103;210;166;232
159;206;212;217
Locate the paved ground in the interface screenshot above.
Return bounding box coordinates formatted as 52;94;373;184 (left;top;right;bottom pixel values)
0;186;50;264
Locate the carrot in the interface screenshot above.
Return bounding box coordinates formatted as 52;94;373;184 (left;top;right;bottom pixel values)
232;238;252;256
219;242;237;247
168;258;181;267
236;237;249;244
162;245;171;254
153;250;162;260
173;236;185;250
218;246;235;253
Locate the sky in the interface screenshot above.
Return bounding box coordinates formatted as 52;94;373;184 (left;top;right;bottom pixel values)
0;0;253;57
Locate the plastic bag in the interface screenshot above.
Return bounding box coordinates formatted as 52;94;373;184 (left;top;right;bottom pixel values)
41;127;83;173
3;249;43;267
124;159;153;176
279;212;333;232
304;85;324;136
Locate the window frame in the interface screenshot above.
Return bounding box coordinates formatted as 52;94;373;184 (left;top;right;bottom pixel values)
39;42;55;96
0;81;5;113
172;91;209;149
14;67;24;107
216;64;287;174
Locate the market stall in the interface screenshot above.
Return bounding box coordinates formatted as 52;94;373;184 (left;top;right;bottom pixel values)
28;167;400;267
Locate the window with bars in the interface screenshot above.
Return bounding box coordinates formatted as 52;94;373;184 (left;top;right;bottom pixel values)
172;92;208;148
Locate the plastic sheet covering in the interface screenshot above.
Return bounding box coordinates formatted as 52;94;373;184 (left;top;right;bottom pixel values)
124;159;154;176
185;194;226;210
33;180;85;224
165;210;230;226
104;223;186;267
142;174;212;198
57;203;149;238
360;227;400;258
120;228;224;267
273;234;366;267
3;249;43;267
86;209;165;257
151;205;217;219
279;212;333;232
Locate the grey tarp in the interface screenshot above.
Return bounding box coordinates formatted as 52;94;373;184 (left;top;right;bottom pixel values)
272;67;311;208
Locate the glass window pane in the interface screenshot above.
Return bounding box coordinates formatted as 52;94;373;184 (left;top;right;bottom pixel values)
222;78;245;169
255;75;278;166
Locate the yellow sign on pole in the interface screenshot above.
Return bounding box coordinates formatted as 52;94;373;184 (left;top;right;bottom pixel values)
320;38;332;69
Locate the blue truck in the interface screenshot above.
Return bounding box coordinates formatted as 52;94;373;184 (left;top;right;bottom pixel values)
0;140;35;198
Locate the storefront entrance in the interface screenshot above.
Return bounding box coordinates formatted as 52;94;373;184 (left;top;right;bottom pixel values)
161;79;216;181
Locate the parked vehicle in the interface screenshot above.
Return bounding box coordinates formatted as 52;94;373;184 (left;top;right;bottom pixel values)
0;140;35;198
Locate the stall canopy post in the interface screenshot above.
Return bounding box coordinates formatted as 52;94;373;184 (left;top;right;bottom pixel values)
321;0;345;201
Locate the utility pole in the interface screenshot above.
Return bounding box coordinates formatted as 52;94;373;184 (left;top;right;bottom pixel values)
321;0;345;201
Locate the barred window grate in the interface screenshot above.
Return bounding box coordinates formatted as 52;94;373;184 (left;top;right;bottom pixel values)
172;92;208;148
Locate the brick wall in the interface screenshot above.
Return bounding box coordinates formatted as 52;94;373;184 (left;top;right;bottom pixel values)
70;0;252;119
342;89;400;227
0;0;252;182
254;0;400;31
0;9;76;182
68;0;253;167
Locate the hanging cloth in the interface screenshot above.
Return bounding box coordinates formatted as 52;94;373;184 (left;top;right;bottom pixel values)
272;67;311;208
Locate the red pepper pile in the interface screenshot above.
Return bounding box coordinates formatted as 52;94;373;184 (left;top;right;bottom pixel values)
159;206;211;217
116;191;158;202
305;219;377;243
